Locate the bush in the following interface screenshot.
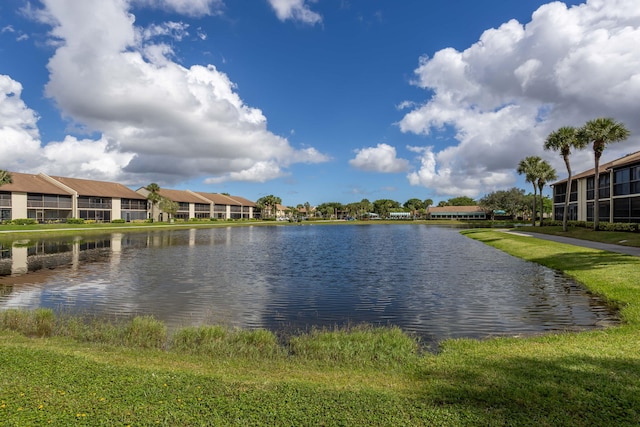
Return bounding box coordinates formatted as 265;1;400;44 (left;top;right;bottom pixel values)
111;219;126;224
8;218;37;225
66;218;85;224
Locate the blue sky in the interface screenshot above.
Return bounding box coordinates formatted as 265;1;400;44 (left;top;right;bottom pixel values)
1;0;639;207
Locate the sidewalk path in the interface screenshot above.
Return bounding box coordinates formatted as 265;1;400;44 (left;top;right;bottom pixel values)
503;230;640;257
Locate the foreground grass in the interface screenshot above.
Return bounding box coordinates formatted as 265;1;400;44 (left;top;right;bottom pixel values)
2;230;640;425
526;225;640;248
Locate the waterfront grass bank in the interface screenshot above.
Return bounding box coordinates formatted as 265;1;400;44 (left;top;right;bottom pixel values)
1;230;640;425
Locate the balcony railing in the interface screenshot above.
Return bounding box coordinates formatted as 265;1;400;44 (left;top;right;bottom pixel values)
77;202;112;209
27;201;73;209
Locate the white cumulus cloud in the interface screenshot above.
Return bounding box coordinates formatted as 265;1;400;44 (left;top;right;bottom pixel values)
349;143;410;173
5;0;328;187
268;0;322;25
400;0;640;198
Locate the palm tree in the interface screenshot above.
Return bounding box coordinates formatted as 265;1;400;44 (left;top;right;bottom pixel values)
256;195;282;219
145;183;161;221
579;118;630;230
0;170;12;187
544;126;587;231
517;156;543;226
536;160;557;227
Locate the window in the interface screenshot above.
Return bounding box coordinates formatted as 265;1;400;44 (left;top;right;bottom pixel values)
586;201;610;222
586;174;610;200
614;165;640;196
554;204;578;221
121;199;146;210
0;192;11;207
78;197;112;209
613;197;640;223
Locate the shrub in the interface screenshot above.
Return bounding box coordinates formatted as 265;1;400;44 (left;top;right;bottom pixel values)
111;219;126;224
8;218;37;225
66;218;85;224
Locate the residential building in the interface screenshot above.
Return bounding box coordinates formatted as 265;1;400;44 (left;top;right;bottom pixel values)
426;206;487;220
0;172;146;222
135;188;258;221
0;171;257;223
551;150;640;223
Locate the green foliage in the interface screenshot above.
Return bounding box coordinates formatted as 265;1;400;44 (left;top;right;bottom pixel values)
0;169;13;186
124;316;167;349
289;325;420;368
256;194;282;219
172;326;282;358
6;218;37;225
0;308;55;337
479;187;526;218
66;218;85;224
111;219;126;223
372;199;400;217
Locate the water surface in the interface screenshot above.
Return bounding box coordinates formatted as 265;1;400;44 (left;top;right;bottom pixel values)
0;225;618;343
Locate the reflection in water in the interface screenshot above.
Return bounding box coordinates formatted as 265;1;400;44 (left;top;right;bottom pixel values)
0;225;619;344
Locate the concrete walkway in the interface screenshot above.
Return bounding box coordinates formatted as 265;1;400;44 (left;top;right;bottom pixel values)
503;230;640;257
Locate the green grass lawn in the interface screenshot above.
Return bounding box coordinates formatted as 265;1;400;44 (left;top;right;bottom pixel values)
525;225;640;247
1;229;640;425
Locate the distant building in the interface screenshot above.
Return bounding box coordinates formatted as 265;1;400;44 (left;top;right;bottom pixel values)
135;188;258;221
551;150;640;223
426;206;487;220
0;171;256;223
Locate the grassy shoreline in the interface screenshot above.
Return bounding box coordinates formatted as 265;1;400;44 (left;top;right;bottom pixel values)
2;229;640;425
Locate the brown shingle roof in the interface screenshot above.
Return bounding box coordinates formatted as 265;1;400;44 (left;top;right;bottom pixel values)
196;192;255;207
49;176;145;199
226;195;256;207
0;172;73;195
156;188;208;203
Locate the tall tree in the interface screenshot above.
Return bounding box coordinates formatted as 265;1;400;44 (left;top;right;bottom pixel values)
145;183;161;221
579;118;630;230
544;126;588;231
536;160;557;227
446;196;476;206
158;197;179;221
256;195;282;219
0;170;13;187
359;199;372;219
372;199;400;218
403;198;424;217
479;188;526;220
517;156;543;225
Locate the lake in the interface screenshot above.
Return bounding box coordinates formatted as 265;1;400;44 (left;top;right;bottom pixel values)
0;224;618;344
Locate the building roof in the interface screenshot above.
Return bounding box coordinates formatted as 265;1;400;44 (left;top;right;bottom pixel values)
0;172;73;195
226;195;256;207
427;206;485;214
50;175;146;199
195;192;255;207
552;150;640;185
154;188;209;204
